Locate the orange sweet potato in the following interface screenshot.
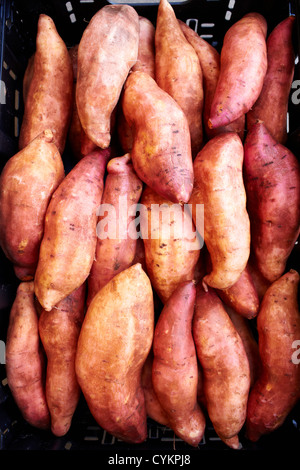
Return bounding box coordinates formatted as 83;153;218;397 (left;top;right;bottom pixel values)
75;263;154;443
122;70;194;204
0;130;64;281
152;281;206;446
76;4;139;149
39;283;86;437
189;132;250;290
244;122;300;283
140;185;200;304
247;16;295;144
192;284;251;448
5;281;50;430
155;0;203;157
34;149;108;311
246;269;300;441
19;14;73;154
208;13;267;130
87;153;143;305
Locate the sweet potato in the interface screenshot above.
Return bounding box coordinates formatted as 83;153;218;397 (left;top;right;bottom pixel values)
155;0;203;157
19;14;73;154
246;270;300;441
5;281;50;430
247;16;295;144
189;132;250;290
244;122;300;283
122;70;194;204
179;20;245;141
208;13;267;130
34;149;108;312
87;153;143;305
0;130;64;281
39;283;86;437
140;185;200;304
76;4;139;149
75;263;154;443
192;284;251;448
152;281;206;446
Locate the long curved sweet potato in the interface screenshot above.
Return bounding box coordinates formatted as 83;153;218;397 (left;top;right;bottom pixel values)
155;0;204;157
5;281;50;430
34;149;108;311
76;4;139;149
247;16;295;144
244;122;300;283
152;281;206;446
246;269;300;441
87;153;143;305
75;263;154;443
0;130;64;281
189;132;250;290
39;283;86;436
122;70;194;204
192;284;250;448
208;13;267;129
19;14;73;154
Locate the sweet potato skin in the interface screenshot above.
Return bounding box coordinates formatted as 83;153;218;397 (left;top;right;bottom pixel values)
244;122;300;283
246;270;300;441
76;5;139;149
122;70;194;204
39;283;86;436
208;13;267;129
5;281;50;430
247;16;295;144
75;263;154;443
19;14;73;154
152;281;206;446
34;150;108;311
189;132;250;289
0;130;64;281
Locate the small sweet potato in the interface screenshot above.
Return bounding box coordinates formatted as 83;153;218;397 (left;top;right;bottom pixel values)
155;0;204;156
247;16;295;144
189;132;250;290
76;4;139;149
122;70;194;204
75;263;154;443
0;130;64;281
5;281;50;429
208;13;267;129
34;149;108;311
152;281;206;446
246;270;300;441
19;14;73;154
192;284;250;448
39;283;86;436
244;122;300;283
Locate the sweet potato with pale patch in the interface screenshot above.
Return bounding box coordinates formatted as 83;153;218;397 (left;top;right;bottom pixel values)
0;130;64;281
246;270;300;441
189;132;250;290
244;122;300;283
75;263;154;443
122;71;194;204
39;283;86;436
247;16;295;144
19;14;73;154
76;4;139;149
152;281;206;446
208;13;267;130
34;149;108;311
5;281;50;430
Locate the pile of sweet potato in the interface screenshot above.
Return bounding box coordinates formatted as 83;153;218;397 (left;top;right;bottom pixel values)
0;0;300;449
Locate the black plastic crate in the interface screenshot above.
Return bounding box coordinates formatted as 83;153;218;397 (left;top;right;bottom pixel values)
0;0;300;459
